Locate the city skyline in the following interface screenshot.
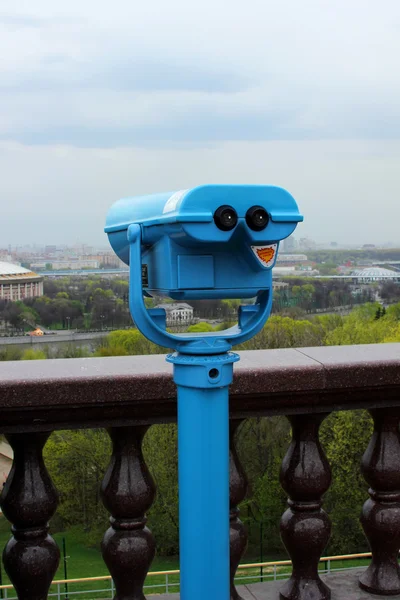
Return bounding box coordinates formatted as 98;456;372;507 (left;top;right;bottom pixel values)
3;234;400;259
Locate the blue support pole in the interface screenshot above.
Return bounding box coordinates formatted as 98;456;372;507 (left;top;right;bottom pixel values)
167;351;239;600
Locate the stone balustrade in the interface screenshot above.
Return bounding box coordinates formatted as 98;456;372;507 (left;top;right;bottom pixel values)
0;344;400;599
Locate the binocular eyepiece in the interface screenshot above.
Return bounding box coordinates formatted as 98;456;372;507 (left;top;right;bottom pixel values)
213;205;270;232
246;206;269;231
213;205;237;231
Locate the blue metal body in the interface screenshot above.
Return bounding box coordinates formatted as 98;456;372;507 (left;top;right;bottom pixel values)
168;352;239;600
105;184;302;600
127;225;273;354
105;185;303;300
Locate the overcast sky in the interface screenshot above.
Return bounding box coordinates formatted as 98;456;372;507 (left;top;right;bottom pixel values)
1;0;399;248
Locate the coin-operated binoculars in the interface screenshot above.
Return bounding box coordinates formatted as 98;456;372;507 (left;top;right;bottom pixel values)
105;185;302;600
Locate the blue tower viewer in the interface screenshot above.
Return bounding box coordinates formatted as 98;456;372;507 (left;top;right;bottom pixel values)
105;184;303;600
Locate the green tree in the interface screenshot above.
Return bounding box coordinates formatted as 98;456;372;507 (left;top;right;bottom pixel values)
43;426;181;554
21;349;47;360
320;411;373;553
291;286;302;299
44;430;111;537
95;329;164;356
220;299;241;318
239;316;325;350
318;262;339;276
0;347;23;361
382;322;400;342
325;304;396;346
237;418;290;555
143;425;179;555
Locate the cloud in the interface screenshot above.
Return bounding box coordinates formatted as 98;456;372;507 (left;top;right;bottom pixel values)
0;56;251;94
0;0;400;248
0;91;303;147
0;0;399;147
0;14;85;28
1;84;399;147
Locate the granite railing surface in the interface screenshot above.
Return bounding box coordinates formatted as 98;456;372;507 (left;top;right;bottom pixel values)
0;343;400;600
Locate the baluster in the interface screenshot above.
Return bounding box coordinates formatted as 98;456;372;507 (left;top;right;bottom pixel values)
229;419;248;600
359;408;400;595
101;426;156;600
279;413;332;600
0;432;60;600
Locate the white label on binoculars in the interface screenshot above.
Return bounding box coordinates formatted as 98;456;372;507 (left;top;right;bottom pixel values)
251;244;277;267
163;189;189;214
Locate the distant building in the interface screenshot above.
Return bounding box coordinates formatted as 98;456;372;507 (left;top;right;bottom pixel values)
277;254;308;263
31;259;100;270
351;267;399;282
299;238;317;250
272;266;297;275
273;266;320;277
0;441;13;490
155;303;194;325
85;253;127;268
358;259;374;267
0;252;12;263
273;281;289;290
0;262;43;301
31;254;127;271
281;237;297;252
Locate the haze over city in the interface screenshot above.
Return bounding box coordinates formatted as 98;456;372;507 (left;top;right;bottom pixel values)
1;0;399;247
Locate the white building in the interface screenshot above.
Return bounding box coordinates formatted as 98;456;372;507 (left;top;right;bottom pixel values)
273;281;289;290
155;303;194;325
277;254;308;263
31;259;100;270
0;440;13;489
351;267;399;282
0;262;44;301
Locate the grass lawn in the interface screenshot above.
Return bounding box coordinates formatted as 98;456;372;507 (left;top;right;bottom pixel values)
0;519;180;598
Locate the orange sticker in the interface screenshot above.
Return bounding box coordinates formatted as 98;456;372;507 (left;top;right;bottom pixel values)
251;244;277;267
256;247;275;263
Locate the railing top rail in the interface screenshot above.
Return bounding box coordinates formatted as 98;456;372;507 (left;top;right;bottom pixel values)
0;344;400;431
236;552;373;569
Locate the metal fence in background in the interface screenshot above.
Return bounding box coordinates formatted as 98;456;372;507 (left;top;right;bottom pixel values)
0;552;374;599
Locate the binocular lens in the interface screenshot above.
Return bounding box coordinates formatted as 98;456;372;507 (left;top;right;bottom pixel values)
214;205;238;231
246;206;269;231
